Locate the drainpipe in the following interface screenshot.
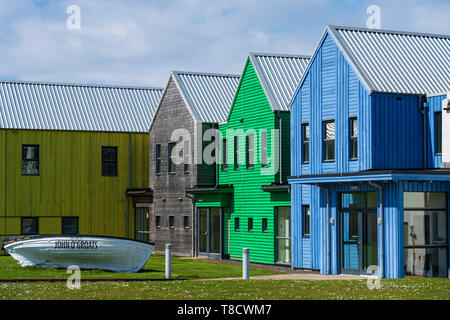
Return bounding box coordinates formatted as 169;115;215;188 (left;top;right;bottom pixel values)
185;193;196;257
4;130;7;236
368;181;384;279
277;111;283;184
126;133;133;239
419;96;428;169
315;184;330;275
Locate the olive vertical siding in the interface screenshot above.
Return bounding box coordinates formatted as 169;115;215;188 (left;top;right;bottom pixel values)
219;59;290;264
0;129;149;241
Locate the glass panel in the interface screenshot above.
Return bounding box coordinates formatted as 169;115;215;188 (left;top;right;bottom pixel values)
210;208;221;254
62;218;78;235
404;192;446;209
134;208;149;242
22;218;38;235
341;192;377;209
351;118;358;137
405;248;448;277
325;121;335;139
22;160;39;175
325;141;335;160
276;239;291;264
277;207;291;264
363;213;378;272
404;211;447;246
199;209;208;253
342;211;359;271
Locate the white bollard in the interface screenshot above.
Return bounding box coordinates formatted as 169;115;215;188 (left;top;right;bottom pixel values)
165;243;172;279
243;248;249;280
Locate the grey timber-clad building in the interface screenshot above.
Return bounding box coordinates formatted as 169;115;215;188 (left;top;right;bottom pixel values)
148;71;240;256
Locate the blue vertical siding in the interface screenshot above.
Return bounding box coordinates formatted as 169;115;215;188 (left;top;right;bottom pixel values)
427;95;445;168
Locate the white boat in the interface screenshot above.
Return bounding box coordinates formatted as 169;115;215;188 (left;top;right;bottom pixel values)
1;235;154;273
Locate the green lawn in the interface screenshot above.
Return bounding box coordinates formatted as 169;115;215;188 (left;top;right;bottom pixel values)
0;255;278;280
0;278;449;300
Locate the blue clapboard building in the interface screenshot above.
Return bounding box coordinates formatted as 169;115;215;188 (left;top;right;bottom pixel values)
288;26;450;278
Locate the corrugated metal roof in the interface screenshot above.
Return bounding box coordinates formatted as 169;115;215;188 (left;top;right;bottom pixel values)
172;71;240;123
329;25;450;95
250;53;310;111
0;80;163;133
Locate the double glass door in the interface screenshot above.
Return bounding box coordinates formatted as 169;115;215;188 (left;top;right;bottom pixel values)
198;208;221;258
341;210;378;274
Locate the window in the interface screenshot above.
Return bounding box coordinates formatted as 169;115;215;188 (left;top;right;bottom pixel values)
62;217;78;234
155;216;161;229
302;205;310;237
222;139;228;172
155;144;161;174
168;142;176;174
22;145;39;175
246;134;254;169
302;124;309;163
248;218;253;232
262;218;268;232
404;192;447;277
183;216;190;229
435;112;442;154
183;140;190;173
323;120;335;161
101;147;118;176
261;131;268;168
234;217;240;231
21;217;38;235
169;216;175;229
234;136;239;170
349;118;358;160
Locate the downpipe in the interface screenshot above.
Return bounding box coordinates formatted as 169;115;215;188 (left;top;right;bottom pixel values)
315;184;330;275
185;193;196;257
368;181;384;279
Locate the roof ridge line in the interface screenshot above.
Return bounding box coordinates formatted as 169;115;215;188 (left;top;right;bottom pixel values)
328;25;450;39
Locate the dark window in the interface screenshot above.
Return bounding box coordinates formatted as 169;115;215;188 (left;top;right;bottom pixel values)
234;217;240;232
168;142;176;174
261;131;268;168
155;216;161;229
349;117;358;160
349;212;358;240
302;205;310;237
246;134;254;169
323;120;335;161
102;147;118;176
435;111;442;154
155;144;161;174
262;218;268;232
22;145;39;175
183;216;190;229
169;216;175;229
302;124;309;163
222;139;228;172
21;217;38;235
183;140;190;173
234;136;239;170
62;217;78;234
248;218;253;232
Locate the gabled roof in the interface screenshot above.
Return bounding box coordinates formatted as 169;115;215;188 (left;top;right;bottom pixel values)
172;71;240;123
0;80;163;133
249;53;310;111
327;25;450;95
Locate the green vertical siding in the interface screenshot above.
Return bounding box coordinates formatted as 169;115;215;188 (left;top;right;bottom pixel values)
219;59;291;264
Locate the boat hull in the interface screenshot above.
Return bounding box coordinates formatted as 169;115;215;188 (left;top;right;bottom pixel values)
3;236;154;273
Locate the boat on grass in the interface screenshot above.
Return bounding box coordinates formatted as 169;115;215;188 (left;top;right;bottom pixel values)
1;235;154;273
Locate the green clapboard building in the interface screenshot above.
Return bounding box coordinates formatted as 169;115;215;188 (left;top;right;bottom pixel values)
0;80;163;251
187;53;309;264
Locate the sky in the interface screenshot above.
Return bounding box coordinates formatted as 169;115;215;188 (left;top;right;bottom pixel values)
0;0;449;88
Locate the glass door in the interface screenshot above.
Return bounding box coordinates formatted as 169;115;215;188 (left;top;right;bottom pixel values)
198;208;222;258
134;207;150;242
341;210;378;275
276;207;291;264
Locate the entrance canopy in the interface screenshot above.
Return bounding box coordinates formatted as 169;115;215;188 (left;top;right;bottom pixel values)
288;169;450;184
